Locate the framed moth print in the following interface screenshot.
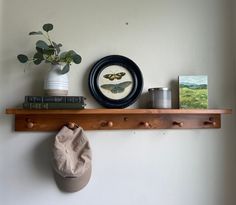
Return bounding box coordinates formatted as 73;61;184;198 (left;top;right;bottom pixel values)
88;55;143;108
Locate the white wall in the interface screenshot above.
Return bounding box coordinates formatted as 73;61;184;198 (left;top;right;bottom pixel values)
0;0;235;205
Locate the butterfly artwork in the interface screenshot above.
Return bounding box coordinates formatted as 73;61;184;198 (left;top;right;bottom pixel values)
103;72;126;81
100;81;132;94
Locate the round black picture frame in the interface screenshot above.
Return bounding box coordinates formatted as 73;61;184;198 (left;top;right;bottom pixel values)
88;55;143;108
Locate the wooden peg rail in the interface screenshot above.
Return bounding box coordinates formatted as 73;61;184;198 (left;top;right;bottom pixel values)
6;108;232;131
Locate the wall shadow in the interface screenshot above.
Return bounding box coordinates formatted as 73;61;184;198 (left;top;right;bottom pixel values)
32;135;55;181
82;59;104;107
169;79;179;109
138;91;149;108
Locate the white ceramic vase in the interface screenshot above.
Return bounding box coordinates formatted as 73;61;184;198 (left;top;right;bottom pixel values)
44;64;69;96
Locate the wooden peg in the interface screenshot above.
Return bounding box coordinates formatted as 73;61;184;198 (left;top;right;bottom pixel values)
107;121;113;127
140;122;150;128
173;121;184;127
204;120;216;126
27;121;34;128
26;118;34;129
101;121;114;128
67;122;78;129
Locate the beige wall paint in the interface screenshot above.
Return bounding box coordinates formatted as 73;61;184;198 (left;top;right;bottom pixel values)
234;0;236;75
0;0;235;205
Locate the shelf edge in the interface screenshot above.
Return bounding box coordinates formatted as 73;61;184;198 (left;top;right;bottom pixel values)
6;108;232;115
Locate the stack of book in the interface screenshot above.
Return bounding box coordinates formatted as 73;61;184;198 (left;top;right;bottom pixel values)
23;96;86;109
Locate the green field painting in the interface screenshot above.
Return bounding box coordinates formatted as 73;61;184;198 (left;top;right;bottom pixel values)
179;75;208;109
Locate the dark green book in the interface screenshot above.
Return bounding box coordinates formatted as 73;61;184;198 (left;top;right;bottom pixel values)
25;96;85;103
23;102;85;109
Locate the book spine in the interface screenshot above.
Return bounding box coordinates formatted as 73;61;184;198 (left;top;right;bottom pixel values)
23;102;85;109
25;96;85;103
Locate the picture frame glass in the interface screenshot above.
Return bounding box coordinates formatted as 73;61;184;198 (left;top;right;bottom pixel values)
97;65;134;100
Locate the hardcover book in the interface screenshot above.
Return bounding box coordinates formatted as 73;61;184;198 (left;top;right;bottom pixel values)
179;75;208;109
23;102;85;109
25;96;85;103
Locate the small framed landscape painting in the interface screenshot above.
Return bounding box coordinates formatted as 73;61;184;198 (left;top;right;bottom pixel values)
179;75;208;109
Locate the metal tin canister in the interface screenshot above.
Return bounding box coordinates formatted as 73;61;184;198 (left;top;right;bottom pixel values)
148;87;172;108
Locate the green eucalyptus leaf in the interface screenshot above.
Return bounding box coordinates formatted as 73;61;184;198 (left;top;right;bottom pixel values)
72;54;82;64
36;40;49;49
43;45;55;55
29;31;43;35
60;64;70;74
34;52;44;59
33;59;42;65
59;52;67;58
43;23;53;32
66;50;75;57
33;52;44;65
59;51;71;63
17;54;28;63
65;50;76;62
36;47;43;54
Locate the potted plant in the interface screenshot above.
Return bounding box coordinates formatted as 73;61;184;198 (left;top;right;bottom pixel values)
17;23;82;96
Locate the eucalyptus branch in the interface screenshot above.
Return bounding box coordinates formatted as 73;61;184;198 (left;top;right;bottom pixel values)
42;33;51;44
27;58;36;63
46;32;53;46
17;23;82;74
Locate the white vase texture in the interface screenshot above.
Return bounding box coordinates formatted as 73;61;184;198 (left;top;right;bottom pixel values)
44;64;69;96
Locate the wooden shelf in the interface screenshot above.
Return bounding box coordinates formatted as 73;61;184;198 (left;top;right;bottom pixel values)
6;108;232;131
